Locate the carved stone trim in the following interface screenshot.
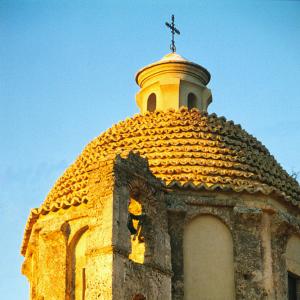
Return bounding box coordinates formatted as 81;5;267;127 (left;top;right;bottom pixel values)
128;178;156;201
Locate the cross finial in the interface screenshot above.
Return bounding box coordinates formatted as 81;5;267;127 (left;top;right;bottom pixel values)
165;15;180;53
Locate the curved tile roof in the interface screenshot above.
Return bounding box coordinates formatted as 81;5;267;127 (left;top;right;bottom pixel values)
21;107;300;256
44;107;300;208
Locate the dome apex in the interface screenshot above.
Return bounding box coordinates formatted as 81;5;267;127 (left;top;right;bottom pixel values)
159;52;188;62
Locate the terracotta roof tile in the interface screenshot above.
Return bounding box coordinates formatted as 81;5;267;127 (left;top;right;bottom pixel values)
21;107;300;255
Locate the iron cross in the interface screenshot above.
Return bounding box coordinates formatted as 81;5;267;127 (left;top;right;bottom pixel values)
165;15;180;53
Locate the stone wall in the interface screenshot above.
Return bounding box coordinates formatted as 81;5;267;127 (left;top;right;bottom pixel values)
166;190;300;300
21;153;300;299
111;153;172;300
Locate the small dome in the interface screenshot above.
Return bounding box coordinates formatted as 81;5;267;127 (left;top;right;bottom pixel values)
159;52;188;62
135;52;211;86
44;108;300;209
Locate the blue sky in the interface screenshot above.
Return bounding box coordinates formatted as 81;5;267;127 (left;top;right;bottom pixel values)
1;1;300;298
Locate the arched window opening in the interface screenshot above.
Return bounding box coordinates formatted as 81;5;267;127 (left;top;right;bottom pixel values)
187;93;197;110
286;235;300;299
127;197;145;264
133;294;146;300
288;272;300;300
147;93;156;112
184;215;235;300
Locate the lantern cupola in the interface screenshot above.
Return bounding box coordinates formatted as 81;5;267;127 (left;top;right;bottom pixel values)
135;52;212;113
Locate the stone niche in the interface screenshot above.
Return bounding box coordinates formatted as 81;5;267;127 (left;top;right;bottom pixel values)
184;215;235;300
166;190;300;300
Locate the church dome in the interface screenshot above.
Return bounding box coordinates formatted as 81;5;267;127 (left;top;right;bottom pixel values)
21;53;300;257
43;107;300;210
21;17;300;299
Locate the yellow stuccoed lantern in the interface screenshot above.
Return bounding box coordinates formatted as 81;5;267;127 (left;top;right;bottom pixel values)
135;52;212;113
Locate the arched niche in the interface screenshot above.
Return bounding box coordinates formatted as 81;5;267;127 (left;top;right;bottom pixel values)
184;215;235;300
147;93;156;112
67;226;89;300
286;235;300;276
187;93;197;110
286;234;300;300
